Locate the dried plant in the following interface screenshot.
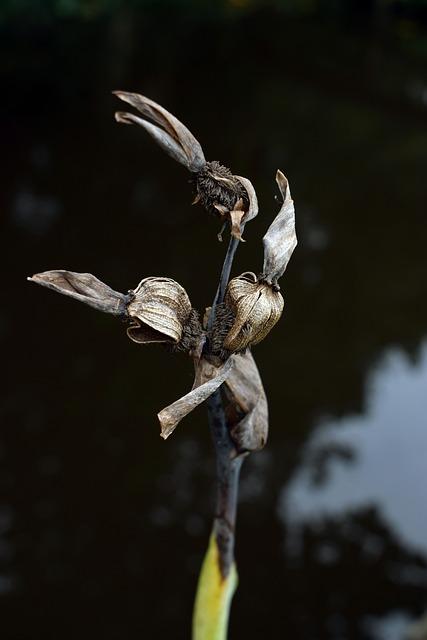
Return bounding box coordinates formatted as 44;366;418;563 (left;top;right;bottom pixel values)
28;93;297;639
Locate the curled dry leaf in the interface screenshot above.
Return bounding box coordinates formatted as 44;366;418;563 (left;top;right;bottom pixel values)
114;91;206;172
227;175;259;241
28;270;128;315
223;351;268;453
223;272;284;352
262;170;297;284
157;356;235;440
235;175;259;227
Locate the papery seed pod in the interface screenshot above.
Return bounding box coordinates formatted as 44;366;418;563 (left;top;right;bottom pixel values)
113;92;257;238
223;272;284;352
126;277;193;345
28;270;201;352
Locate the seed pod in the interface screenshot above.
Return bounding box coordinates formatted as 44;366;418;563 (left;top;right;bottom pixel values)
113;91;258;239
192;160;248;220
126;277;192;345
28;270;200;350
223;272;284;352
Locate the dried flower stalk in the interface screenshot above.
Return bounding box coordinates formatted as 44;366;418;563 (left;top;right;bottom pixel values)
29;93;298;640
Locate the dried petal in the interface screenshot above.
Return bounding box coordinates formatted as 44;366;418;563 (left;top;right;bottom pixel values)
223;352;268;453
235;175;258;226
127;277;192;345
223;273;284;352
262;170;297;284
229;199;246;242
28;270;128;315
114;91;206;172
157;356;235;439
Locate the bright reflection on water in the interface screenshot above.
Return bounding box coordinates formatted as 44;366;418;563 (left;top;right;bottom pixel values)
281;342;427;555
280;344;427;637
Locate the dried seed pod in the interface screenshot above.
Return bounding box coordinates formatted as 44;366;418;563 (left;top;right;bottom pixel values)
223;272;284;352
126;277;193;345
192;161;248;219
113;91;258;239
28;270;200;351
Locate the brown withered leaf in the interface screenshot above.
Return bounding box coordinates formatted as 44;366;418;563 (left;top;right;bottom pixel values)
223;351;268;452
28;270;128;315
157;356;235;440
262;170;297;284
114;91;206;172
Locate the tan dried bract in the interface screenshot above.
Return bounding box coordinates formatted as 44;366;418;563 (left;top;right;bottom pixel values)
28;270;128;315
157;355;235;439
223;351;268;453
262;170;297;284
114;91;206;172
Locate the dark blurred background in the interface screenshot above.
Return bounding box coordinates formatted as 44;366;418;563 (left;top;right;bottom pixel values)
2;1;427;638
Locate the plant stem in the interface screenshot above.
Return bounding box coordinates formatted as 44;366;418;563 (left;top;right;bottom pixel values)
207;387;243;577
207;234;243;577
192;234;243;640
207;236;240;332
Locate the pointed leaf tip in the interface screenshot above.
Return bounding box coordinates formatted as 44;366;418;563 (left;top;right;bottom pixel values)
262;170;297;283
113;90;206;172
275;169;289;201
29;270;128;316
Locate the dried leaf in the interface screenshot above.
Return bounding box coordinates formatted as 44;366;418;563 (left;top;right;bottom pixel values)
157;356;235;440
28;270;128;315
262;170;297;284
223;351;268;452
114;91;206;172
115;111;190;167
235;175;258;226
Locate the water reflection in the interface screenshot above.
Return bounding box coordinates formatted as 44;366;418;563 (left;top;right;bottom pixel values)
281;342;427;555
279;344;427;637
